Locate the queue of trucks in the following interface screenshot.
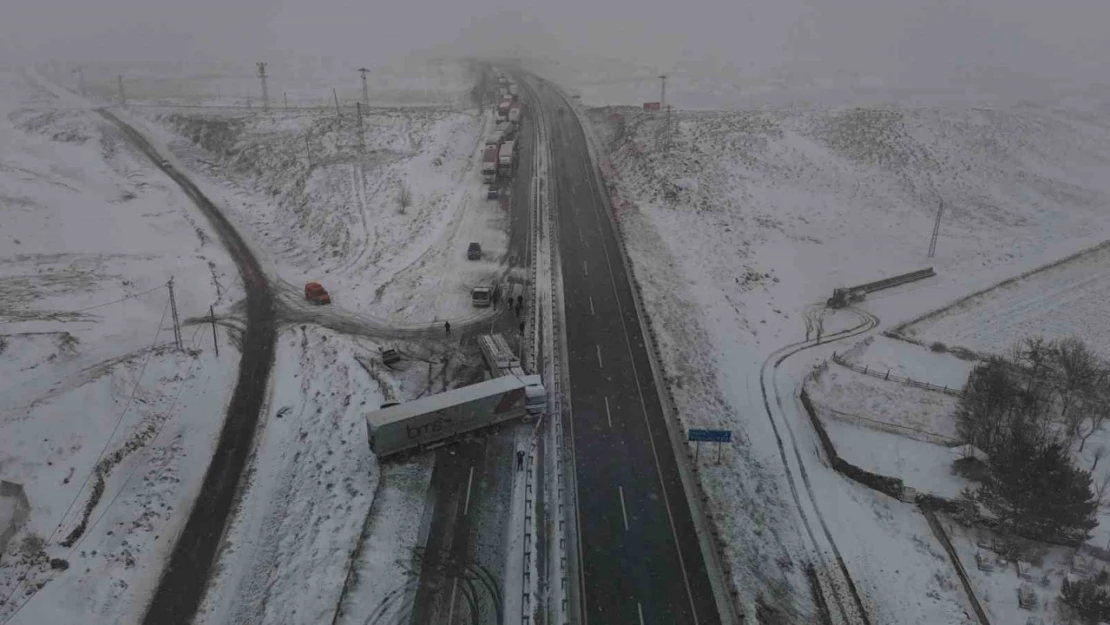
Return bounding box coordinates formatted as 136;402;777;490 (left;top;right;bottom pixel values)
485;69;521;198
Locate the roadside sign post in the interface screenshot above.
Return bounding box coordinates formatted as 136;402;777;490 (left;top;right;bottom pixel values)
687;428;732;465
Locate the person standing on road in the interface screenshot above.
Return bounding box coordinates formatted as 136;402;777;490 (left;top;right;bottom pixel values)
516;450;524;471
445;321;451;336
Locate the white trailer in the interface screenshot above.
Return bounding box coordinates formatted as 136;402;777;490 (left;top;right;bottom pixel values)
366;374;546;458
498;140;515;177
508;107;520;123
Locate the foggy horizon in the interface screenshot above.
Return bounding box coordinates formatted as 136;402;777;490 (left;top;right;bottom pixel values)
5;0;1110;100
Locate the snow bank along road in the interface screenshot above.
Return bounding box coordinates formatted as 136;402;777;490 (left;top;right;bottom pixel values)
96;109;278;624
524;78;722;624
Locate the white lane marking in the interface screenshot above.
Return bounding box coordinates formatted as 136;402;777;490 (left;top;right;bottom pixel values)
583;260;589;276
447;578;459;623
464;466;475;516
605;396;612;428
582;157;702;624
590;296;595;316
596;344;603;368
638;602;645;625
619;486;630;531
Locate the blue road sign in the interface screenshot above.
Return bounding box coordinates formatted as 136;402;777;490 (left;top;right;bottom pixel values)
688;429;731;443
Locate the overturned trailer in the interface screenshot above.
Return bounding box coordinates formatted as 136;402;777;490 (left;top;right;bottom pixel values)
366;374;546;458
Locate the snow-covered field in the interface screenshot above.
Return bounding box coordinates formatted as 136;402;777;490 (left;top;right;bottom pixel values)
0;70;238;623
805;363;961;441
896;240;1110;359
582;93;1110;621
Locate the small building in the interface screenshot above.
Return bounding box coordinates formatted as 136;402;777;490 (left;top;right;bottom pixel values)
0;481;30;564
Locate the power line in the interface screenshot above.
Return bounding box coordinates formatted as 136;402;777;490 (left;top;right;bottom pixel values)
2;352;201;625
0;283;166;327
0;297;170;618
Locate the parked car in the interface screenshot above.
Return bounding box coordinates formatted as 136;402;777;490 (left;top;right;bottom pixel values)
467;242;482;260
304;282;331;305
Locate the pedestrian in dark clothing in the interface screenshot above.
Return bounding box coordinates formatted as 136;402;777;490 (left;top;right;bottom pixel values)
445;321;451;336
516;294;523;307
519;321;525;333
516;450;525;471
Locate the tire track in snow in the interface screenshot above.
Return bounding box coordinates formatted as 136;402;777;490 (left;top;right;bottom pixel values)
758;307;878;625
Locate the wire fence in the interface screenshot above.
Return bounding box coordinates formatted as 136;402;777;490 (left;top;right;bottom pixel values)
816;402;962;447
831;351;965;397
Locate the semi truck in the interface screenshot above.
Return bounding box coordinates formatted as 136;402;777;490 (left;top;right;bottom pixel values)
481;145;498;183
485;130;503;148
498;141;515;178
508;106;521;123
366;374;546;458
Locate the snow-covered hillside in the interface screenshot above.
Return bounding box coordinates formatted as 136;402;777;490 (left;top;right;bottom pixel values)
0;70;238;624
583;100;1110;622
123;102;508;325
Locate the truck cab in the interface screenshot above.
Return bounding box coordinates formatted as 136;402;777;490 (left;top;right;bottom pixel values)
472;285;492;307
523;382;547;416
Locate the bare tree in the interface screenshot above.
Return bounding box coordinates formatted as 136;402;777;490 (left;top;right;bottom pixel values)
397;183;412;214
1078;386;1110;452
1053;337;1102;441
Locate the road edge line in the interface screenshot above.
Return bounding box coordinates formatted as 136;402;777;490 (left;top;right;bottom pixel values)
555;86;742;625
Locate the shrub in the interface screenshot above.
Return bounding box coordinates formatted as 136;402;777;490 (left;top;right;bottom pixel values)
931;341;948;352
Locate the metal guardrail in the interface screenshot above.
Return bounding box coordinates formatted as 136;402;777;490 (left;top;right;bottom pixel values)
831;351;964;397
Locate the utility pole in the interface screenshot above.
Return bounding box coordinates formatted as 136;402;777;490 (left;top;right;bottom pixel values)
356;102;365;152
358;67;371;110
659;74;667;109
665;104;673;154
74;66;86;97
928;200;944;258
167;277;183;351
209;305;219;357
284;91;288;111
117;74;126;107
333;87;341;122
257;62;269;112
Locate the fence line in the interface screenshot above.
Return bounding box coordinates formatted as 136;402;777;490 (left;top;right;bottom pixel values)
831;351;964;397
817;402;962;446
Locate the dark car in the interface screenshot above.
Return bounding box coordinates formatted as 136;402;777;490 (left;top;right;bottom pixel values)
467;242;481;260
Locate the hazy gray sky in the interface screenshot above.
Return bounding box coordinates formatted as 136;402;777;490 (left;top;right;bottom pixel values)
4;0;1109;92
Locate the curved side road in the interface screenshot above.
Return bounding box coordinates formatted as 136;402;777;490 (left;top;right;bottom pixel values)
96;109;278;625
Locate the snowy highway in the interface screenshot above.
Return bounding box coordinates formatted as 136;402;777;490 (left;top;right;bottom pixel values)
524;77;725;624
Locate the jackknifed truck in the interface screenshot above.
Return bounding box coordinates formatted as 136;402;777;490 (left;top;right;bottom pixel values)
365;374;546;458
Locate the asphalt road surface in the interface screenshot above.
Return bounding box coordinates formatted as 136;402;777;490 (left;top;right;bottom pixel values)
97;110;278;625
528;81;723;625
408;81;537;625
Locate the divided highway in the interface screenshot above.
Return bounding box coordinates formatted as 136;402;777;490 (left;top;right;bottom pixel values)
525;81;723;624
